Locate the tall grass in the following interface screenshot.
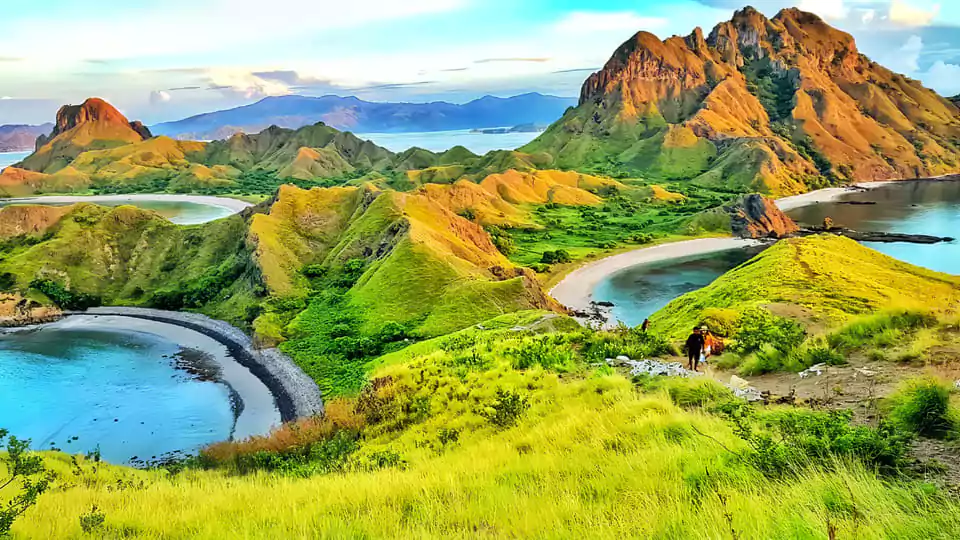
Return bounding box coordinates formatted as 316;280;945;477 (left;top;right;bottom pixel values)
12;315;960;538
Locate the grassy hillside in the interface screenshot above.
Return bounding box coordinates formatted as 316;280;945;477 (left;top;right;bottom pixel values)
650;235;960;339
650;235;960;375
11;311;960;538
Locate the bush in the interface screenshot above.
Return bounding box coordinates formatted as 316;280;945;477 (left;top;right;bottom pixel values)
507;336;576;371
827;310;937;353
578;325;675;361
717;404;910;477
541;249;572;264
732;308;805;355
481;390;530;428
29;279;101;310
887;377;957;439
804;346;847;367
634;376;733;408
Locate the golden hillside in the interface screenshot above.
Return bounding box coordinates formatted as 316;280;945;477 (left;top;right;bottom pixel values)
525;7;960;195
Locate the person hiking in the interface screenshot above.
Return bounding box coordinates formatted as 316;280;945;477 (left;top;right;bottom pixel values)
640;319;650;332
685;327;705;372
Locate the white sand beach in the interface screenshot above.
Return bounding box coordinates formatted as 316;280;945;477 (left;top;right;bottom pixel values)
549;237;762;313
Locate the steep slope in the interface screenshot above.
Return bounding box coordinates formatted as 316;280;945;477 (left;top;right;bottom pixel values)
151;93;576;139
525;7;960;196
0;123;53;152
650;235;960;338
0;203;260;326
19;98;153;174
248;184;557;335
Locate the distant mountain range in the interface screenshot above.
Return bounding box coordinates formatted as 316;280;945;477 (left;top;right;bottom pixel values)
0;124;53;152
150;93;576;140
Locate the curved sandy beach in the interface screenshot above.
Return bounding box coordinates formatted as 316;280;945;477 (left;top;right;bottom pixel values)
0;194;253;214
68;307;324;421
550;180;898;315
550;237;762;313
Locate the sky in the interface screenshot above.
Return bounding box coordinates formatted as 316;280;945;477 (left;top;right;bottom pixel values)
0;0;955;125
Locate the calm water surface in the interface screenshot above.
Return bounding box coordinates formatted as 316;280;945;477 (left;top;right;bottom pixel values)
358;129;540;154
0;316;280;464
0;151;29;169
786;180;960;275
596;179;959;327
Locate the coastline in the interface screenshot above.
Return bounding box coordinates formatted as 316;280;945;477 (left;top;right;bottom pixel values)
66;307;324;422
550;178;919;317
0;194;253;214
774;181;892;211
549;237;762;315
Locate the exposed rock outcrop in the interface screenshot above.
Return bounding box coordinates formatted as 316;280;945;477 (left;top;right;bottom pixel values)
526;6;960;195
727;193;800;238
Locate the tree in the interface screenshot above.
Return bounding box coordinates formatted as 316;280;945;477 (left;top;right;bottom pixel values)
0;429;53;536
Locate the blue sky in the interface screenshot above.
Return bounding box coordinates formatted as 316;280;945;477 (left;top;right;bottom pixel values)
0;0;955;124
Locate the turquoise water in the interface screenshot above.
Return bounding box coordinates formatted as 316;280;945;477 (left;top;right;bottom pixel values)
358;129;540;154
595;180;959;327
593;248;762;327
0;317;279;464
0;198;235;225
0;151;30;169
786;180;960;275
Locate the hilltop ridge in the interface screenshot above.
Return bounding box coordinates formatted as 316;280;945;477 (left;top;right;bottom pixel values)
525;6;960;195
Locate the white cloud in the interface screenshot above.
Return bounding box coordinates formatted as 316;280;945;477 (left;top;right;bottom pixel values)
861;9;876;25
921;60;960;96
897;35;924;73
553;12;668;35
206;70;291;99
799;0;849;21
889;0;940;27
149;90;172;104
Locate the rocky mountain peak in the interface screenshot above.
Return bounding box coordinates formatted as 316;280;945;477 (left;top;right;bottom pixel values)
42;98;152;146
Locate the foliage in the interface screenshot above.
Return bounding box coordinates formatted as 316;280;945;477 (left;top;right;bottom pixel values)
732;307;805;355
540;249;572;264
886;377;957;439
28;278;101;310
507;335;577;371
717;404;911;478
577;323;676;361
827;310;937;353
481;390;530;428
0;429;53;536
79;505;106;534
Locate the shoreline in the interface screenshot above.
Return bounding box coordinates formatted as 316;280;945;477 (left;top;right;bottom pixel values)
550;177;950;318
774;181;892;211
0;194;253;214
549;237;762;315
66;307;324;422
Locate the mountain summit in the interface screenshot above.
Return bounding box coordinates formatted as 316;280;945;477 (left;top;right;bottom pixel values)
526;6;960;195
21;98;152;173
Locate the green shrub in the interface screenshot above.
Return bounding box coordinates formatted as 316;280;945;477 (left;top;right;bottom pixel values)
804;346;847;367
541;249;572;264
481;390;530;428
29;279;101;310
578;325;675;361
732;308;805;355
508;336;576;371
887;377;957;439
634;376;733;408
717;404;910;477
698;308;740;337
